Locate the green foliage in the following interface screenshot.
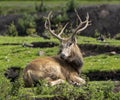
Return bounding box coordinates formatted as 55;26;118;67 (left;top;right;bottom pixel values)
17;14;36;36
94;30;100;38
0;76;120;100
53;10;69;24
87;81;114;100
10;80;21;96
0;0;120;98
35;0;47;12
35;80;55;95
83;54;120;73
26;28;37;36
114;33;120;40
5;22;18;36
66;0;77;12
0;74;11;100
33;81;120;100
0;36;120;99
0;6;2;14
0;0;120;15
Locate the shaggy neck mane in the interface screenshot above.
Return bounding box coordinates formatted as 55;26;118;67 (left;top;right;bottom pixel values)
57;43;83;74
67;44;83;74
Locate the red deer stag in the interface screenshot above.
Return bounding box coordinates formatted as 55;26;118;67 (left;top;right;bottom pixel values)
23;10;91;87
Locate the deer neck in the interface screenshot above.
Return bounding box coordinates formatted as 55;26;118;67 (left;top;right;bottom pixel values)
69;45;83;74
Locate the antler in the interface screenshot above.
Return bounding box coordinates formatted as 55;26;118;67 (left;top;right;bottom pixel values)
70;9;91;39
45;11;68;41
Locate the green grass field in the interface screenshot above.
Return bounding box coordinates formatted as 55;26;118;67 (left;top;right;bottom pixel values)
84;54;120;73
1;0;120;14
0;36;120;72
0;36;120;99
0;0;120;99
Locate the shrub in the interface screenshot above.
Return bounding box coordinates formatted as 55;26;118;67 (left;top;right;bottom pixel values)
87;81;114;100
17;14;36;36
114;33;120;40
26;28;37;36
34;81;120;100
1;77;120;100
0;75;11;100
53;11;69;24
66;0;77;12
35;0;46;12
5;22;18;36
94;30;100;38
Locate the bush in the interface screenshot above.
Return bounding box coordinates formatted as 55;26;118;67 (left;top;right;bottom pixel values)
54;11;69;23
66;0;77;12
94;30;100;38
26;28;37;36
35;0;46;12
17;14;36;36
5;22;18;36
114;33;120;40
34;81;119;100
1;77;120;100
0;75;11;100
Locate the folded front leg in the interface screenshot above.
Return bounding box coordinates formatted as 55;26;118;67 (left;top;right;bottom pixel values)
48;79;65;86
70;75;86;86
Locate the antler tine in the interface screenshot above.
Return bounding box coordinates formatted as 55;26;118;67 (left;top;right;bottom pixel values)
58;23;68;37
77;13;89;31
44;11;52;29
44;17;48;29
75;9;82;23
45;11;63;41
70;10;91;39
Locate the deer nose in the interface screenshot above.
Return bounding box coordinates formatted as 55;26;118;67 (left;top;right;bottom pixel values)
60;53;65;59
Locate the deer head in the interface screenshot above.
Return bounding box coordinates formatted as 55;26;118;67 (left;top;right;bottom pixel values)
45;10;91;60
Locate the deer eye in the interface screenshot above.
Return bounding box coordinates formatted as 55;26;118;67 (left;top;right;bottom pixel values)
68;42;72;46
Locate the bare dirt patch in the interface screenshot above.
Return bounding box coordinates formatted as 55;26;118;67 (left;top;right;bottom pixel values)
79;44;120;57
1;41;120;56
85;70;120;81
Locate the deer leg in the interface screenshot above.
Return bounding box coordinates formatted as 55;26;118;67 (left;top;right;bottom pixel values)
48;79;65;86
70;75;86;86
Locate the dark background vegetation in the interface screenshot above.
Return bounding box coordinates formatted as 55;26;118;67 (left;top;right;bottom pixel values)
0;0;120;39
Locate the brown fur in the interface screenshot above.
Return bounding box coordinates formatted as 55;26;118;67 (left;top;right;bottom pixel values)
23;10;90;87
23;38;85;87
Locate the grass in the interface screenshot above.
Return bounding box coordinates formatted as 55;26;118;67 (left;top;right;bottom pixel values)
0;78;120;100
83;54;120;73
0;36;57;44
77;36;120;46
1;0;120;14
0;44;58;70
0;36;120;72
0;0;120;99
0;35;120;46
1;0;120;7
0;36;120;99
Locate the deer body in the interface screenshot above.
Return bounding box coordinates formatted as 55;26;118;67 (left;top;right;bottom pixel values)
24;57;83;87
24;40;84;87
23;10;91;87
